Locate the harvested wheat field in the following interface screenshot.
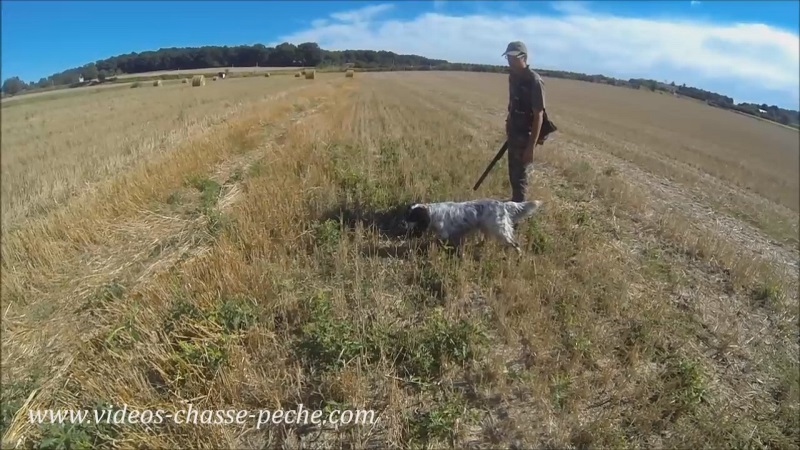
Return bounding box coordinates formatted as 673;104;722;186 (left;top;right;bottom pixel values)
1;71;798;449
0;75;305;231
113;66;296;79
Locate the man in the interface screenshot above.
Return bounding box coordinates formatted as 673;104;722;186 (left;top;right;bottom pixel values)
502;40;546;203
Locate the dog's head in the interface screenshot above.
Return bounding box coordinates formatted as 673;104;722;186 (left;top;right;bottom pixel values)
403;203;431;237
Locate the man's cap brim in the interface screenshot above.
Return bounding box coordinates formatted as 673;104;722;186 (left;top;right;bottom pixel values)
503;50;524;57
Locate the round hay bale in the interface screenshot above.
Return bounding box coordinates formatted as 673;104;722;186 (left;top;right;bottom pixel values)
153;80;162;87
305;70;316;80
213;76;218;81
181;78;188;84
294;72;301;78
264;73;270;78
191;75;205;87
345;69;355;78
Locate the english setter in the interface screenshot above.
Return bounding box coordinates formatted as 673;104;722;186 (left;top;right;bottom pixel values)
403;199;543;253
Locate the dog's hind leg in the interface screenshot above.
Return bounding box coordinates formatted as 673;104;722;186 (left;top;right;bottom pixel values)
489;219;522;254
507;237;522;255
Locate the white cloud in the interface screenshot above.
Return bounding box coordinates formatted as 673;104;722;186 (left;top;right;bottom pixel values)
550;1;592;16
329;3;394;23
690;1;702;6
281;3;800;108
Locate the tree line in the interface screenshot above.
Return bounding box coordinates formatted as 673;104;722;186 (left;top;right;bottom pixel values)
2;41;797;128
1;42;445;92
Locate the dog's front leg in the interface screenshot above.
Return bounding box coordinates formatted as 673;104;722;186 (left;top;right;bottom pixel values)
442;232;467;257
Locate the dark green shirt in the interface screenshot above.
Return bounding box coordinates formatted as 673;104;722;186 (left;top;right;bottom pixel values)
507;66;546;132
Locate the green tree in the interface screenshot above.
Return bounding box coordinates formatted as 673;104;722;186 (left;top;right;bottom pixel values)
270;42;299;66
81;63;99;80
297;42;322;67
2;77;27;95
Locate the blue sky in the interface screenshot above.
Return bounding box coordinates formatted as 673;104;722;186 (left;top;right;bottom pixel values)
2;1;799;109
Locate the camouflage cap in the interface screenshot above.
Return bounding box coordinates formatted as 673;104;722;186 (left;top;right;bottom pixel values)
502;41;527;57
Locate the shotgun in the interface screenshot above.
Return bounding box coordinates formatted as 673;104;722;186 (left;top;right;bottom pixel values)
472;140;508;191
472;110;558;192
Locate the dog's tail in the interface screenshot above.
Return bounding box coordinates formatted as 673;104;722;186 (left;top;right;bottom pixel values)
505;200;543;222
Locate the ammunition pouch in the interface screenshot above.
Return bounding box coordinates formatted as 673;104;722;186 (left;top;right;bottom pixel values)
506;109;558;145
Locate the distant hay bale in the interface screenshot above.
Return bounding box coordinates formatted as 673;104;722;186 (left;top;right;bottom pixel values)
153;80;162;87
345;69;355;78
130;81;142;89
213;76;218;81
301;69;306;75
305;70;316;80
191;75;205;87
264;73;270;77
181;78;188;84
294;72;301;78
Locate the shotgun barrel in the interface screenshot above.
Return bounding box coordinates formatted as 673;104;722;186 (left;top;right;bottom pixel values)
473;140;509;191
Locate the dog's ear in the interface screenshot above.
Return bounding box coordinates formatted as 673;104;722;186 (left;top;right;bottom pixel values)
403;203;416;220
404;204;430;236
404;203;421;220
405;204;428;223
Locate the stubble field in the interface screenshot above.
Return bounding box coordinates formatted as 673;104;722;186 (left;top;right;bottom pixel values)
112;67;297;79
1;71;798;449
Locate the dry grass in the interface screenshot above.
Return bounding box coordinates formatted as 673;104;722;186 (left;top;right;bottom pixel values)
1;83;138;106
1;74;303;231
114;66;296;79
2;71;797;449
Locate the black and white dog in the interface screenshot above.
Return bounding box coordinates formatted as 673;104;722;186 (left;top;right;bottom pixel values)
403;199;543;253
